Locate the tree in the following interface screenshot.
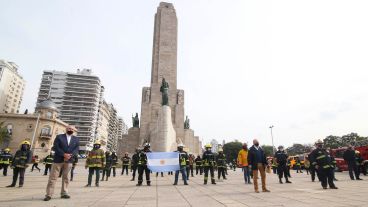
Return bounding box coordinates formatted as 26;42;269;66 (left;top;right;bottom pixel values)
261;145;275;157
286;143;309;156
223;141;242;163
323;135;341;149
0;122;11;148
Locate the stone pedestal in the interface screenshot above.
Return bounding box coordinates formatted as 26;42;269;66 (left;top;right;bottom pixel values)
118;127;140;155
150;105;177;152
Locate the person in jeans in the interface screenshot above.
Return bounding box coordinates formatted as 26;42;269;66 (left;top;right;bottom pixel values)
248;139;270;193
238;143;251;184
173;143;188;185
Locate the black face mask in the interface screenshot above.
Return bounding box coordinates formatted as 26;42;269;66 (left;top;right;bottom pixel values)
66;130;73;135
254;143;259;147
21;144;29;151
94;145;100;149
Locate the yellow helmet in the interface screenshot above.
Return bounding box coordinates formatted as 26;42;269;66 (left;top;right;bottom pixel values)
4;148;10;152
21;140;31;145
205;144;212;148
94;140;101;145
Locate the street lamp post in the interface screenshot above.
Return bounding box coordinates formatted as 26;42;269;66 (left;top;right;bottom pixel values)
269;125;275;155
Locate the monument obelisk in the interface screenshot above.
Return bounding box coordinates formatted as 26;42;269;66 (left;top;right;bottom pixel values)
120;2;201;154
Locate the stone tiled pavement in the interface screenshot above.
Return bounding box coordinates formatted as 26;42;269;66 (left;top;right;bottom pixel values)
0;164;367;207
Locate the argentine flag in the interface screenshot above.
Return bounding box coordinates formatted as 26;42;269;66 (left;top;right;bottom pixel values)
147;152;180;172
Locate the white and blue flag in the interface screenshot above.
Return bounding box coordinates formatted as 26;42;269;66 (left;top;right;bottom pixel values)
147;152;180;172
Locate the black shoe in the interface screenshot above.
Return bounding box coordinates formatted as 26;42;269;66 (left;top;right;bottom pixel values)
61;195;70;199
333;178;338;181
204;181;207;185
6;185;15;188
18;185;23;188
330;186;338;189
279;180;283;184
85;184;91;187
323;187;327;189
184;183;188;185
96;183;99;187
211;182;216;185
357;178;363;180
136;183;142;186
173;183;177;185
130;178;135;181
147;183;151;186
286;180;292;183
44;196;51;201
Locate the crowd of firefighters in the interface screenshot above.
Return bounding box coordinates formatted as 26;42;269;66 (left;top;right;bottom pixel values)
0;138;366;190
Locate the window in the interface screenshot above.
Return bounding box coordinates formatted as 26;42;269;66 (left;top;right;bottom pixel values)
41;126;52;135
46;112;52;119
7;124;13;136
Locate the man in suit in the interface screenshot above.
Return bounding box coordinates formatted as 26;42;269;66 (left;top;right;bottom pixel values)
44;125;79;201
248;139;270;193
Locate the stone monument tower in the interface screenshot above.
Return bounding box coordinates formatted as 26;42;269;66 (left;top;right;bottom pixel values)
120;2;201;154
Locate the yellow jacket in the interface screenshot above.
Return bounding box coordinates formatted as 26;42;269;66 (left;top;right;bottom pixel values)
238;149;249;167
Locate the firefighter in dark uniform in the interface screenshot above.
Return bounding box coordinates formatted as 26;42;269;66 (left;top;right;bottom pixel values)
310;139;338;189
327;148;338;181
202;144;216;185
286;158;292;178
121;153;131;175
0;148;13;176
130;148;139;181
173;143;189;185
6;140;33;188
216;148;227;180
355;151;364;177
308;151;318;182
195;155;202;175
85;140;105;187
43;151;54;176
101;151;113;181
274;145;292;184
295;157;303;173
111;151;118;177
137;143;151;186
187;154;194;178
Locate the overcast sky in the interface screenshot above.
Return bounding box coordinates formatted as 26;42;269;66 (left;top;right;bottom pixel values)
1;0;367;147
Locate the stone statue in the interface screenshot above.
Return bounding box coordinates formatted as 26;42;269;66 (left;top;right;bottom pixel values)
145;88;151;103
177;90;183;104
184;115;190;129
132;113;139;128
160;78;169;106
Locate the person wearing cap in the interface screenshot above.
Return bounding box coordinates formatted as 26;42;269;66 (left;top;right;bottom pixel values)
310;139;338;189
130;148;139;181
274;145;291;184
202;144;216;185
121;152;131;176
0;148;13;176
217;148;227;181
137;143;151;186
101;151;112;181
6;140;32;188
173;143;189;185
111;151;118;177
238;143;251;184
85;140;105;187
248;139;270;193
44;125;79;201
43;151;54;176
343;145;361;180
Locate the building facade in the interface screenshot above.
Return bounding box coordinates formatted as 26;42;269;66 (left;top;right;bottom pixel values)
36;69;102;152
94;99;110;151
0;60;25;114
0;99;69;158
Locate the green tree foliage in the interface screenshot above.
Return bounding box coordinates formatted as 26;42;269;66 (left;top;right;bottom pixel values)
261;145;275;157
322;133;368;148
0;122;10;147
223;141;242;163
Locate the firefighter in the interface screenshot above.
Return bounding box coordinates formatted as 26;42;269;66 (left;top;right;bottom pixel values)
111;151;118;177
272;160;278;174
275;145;292;184
327;148;338;181
121;152;131;175
43;151;54;176
130;148;139;181
310;139;338;189
0;148;13;176
216;148;227;181
187;154;194;178
101;151;113;181
308;151;319;182
355;150;364;178
6;140;33;188
173;143;189;185
137;143;151;186
85;140;105;187
195;155;202;175
286;158;292;178
202;144;216;185
295;157;303;173
343;145;361;180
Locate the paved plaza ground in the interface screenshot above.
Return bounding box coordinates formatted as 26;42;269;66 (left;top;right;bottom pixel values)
0;163;367;207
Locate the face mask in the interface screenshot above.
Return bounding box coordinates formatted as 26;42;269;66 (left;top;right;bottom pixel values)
21;144;28;151
242;146;248;150
66;130;73;135
254;143;259;147
94;145;100;149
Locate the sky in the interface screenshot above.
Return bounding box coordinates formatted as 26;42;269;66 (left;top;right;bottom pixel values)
1;0;368;147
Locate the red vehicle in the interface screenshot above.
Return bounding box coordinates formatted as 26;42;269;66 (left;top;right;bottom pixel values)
331;145;368;173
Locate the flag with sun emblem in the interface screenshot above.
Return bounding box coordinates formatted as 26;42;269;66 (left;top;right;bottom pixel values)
147;152;180;172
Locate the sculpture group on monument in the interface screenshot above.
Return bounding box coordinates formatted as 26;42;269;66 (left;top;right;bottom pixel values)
120;2;201;155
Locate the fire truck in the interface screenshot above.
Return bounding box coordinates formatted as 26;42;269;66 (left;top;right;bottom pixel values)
330;145;368;174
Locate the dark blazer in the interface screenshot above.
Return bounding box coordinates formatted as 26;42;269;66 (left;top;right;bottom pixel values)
248;145;267;170
53;134;79;163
